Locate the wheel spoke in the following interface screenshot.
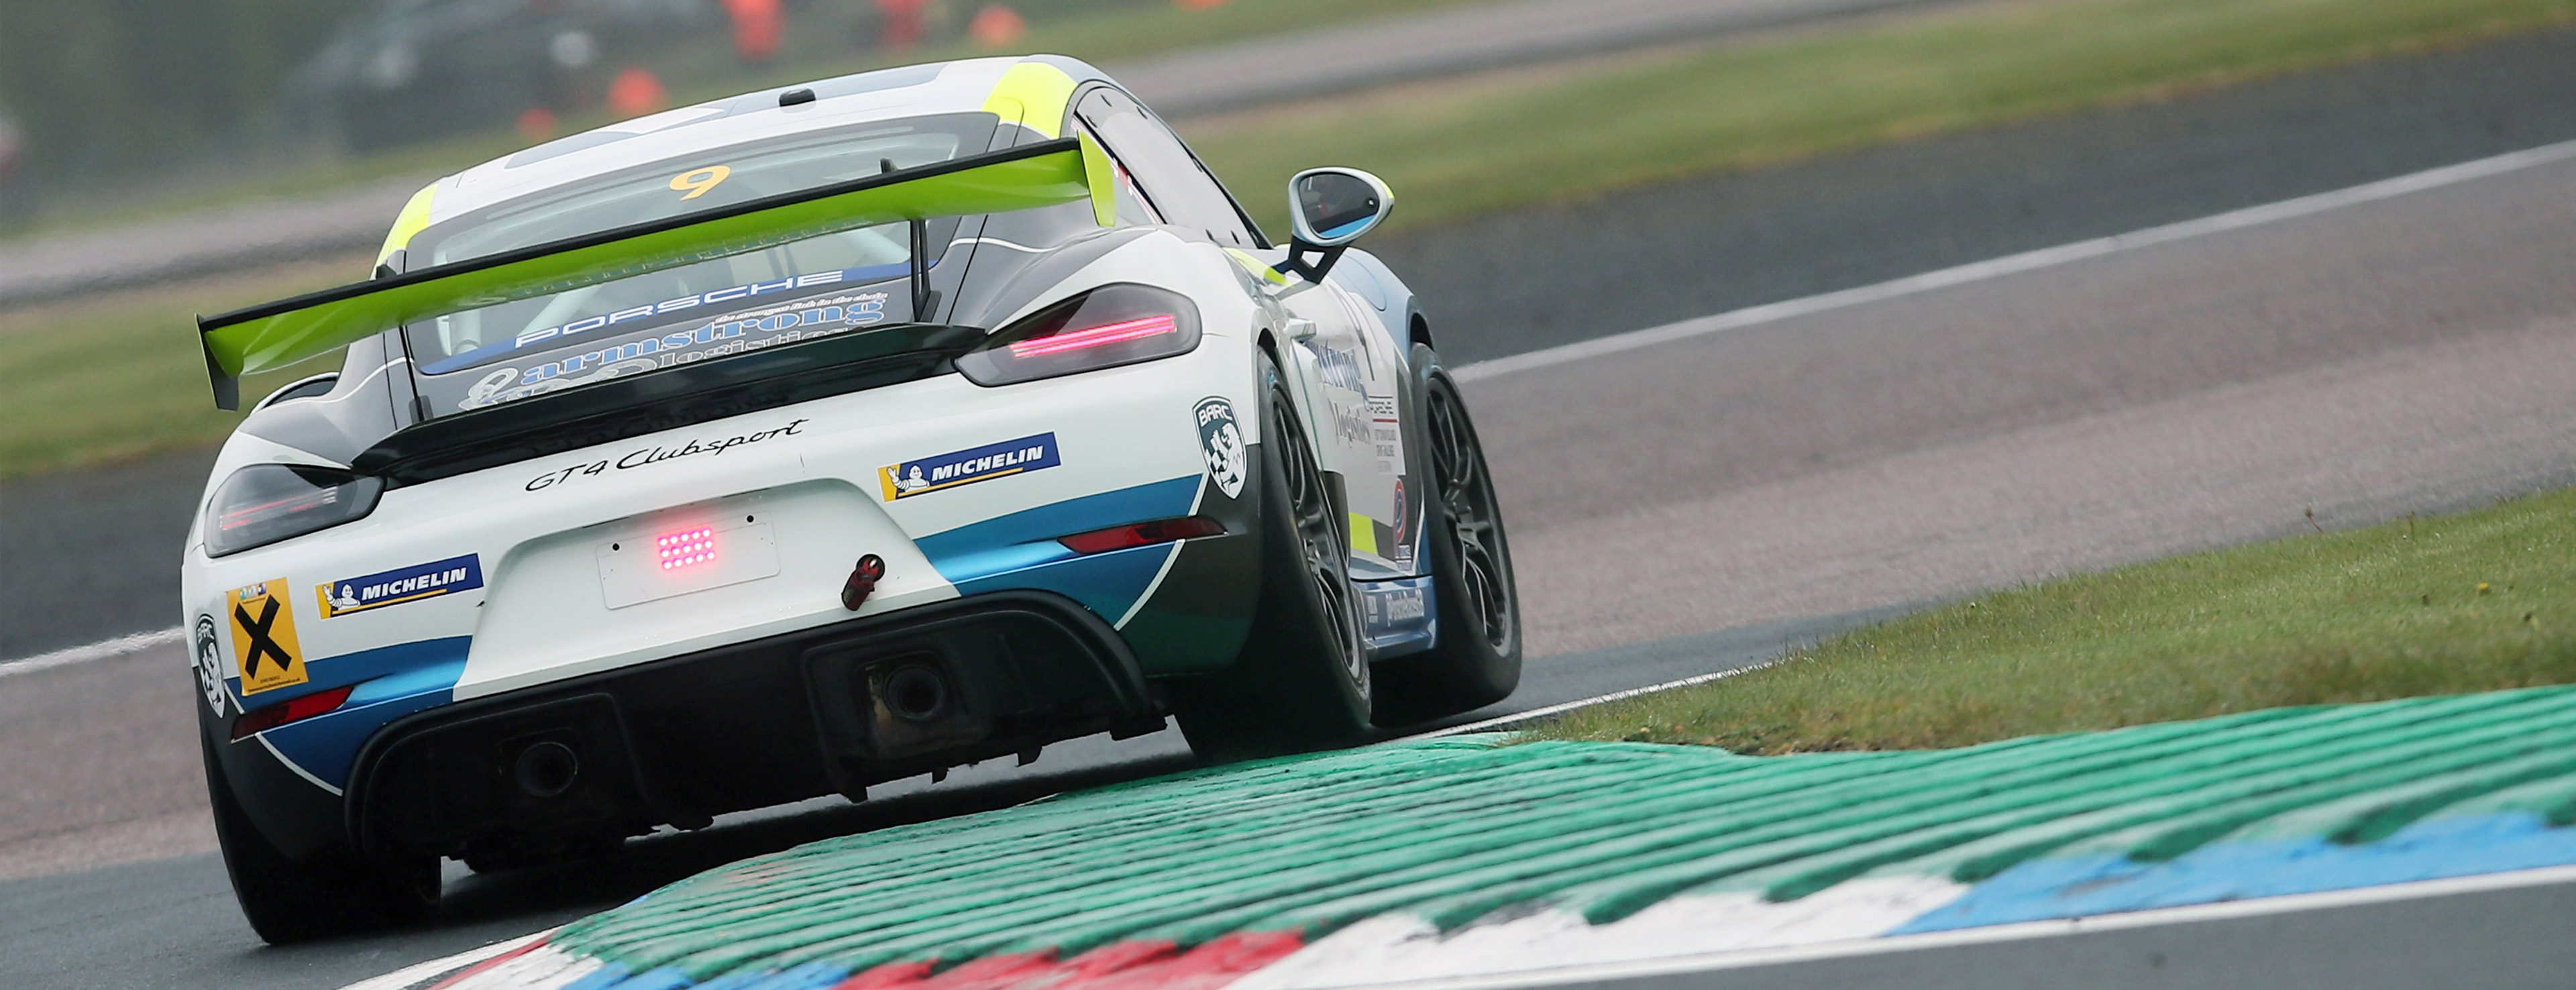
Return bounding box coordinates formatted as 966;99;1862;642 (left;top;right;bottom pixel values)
1424;378;1514;651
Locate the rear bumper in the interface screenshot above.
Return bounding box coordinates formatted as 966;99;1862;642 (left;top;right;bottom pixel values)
337;590;1159;862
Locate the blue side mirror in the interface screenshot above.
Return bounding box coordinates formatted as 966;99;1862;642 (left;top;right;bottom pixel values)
1283;167;1393;280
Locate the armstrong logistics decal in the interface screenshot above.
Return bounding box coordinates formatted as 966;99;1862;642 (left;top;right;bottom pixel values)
881;433;1060;500
527;419;809;491
317;554;484;618
423;265;905;374
458;290;892;410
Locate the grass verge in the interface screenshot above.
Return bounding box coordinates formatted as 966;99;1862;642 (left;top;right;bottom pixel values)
0;260;358;480
1184;0;2576;234
1531;489;2576;754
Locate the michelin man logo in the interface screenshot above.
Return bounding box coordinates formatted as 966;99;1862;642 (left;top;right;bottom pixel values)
1195;396;1247;499
193;614;228;716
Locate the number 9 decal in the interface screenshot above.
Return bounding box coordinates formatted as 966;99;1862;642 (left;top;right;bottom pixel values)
671;165;731;201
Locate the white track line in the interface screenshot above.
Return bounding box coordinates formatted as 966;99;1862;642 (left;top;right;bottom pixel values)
1452;136;2576;383
1407;661;1778;739
0;626;184;677
335;930;554;990
1332;863;2576;989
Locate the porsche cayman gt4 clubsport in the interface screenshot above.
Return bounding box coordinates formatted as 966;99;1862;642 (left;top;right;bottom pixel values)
182;56;1520;942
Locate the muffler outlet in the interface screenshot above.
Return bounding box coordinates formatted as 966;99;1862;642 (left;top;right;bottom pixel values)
883;664;951;722
513;740;581;798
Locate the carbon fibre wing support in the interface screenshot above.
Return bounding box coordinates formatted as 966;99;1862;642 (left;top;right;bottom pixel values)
195;133;1118;409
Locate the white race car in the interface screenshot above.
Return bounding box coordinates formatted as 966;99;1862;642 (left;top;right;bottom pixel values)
183;56;1520;942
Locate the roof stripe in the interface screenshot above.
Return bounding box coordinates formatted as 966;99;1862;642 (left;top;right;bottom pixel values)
983;61;1080;139
378;182;439;266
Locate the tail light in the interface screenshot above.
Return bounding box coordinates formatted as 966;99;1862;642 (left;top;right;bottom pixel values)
957;284;1201;386
231;684;355;740
1058;516;1226;555
204;464;384;557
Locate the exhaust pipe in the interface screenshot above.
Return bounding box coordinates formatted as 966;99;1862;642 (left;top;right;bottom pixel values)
513;740;581;798
883;664;952;722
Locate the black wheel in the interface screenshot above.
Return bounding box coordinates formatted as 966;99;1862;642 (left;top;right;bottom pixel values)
202;735;438;943
1371;344;1521;726
1170;350;1372;759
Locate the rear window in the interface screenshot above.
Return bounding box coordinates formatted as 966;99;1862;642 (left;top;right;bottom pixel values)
400;113;996;417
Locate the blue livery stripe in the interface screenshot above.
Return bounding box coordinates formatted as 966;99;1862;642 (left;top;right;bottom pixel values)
916;476;1199;620
256;637;472;789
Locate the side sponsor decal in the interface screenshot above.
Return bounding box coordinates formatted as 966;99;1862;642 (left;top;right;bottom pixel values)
225;580;307;696
317;554;484;618
1309;341;1366;392
1195;397;1247;499
1368;392;1407;475
526;418;808;491
1391;478;1412;568
193;614;229;716
880;433;1059;500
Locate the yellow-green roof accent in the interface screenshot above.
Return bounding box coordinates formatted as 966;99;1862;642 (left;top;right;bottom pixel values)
377;182;439;266
981;60;1079;138
199;136;1114;406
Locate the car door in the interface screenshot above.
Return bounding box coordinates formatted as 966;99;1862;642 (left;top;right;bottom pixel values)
1074;87;1418;578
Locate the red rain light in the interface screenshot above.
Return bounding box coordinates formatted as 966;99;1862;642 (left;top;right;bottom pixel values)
657;527;718;571
1057;516;1226;555
1006;314;1178;358
231;684;356;740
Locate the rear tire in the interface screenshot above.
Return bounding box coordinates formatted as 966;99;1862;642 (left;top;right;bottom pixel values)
202;735;438;943
1171;351;1372;760
1371;345;1521;726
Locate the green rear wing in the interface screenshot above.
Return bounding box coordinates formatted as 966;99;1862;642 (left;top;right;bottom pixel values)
197;134;1118;409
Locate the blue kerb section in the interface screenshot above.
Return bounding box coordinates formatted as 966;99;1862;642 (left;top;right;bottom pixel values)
600;967;696;990
916;476;1199;620
1896;810;2576;933
256;637;470;789
735;961;852;990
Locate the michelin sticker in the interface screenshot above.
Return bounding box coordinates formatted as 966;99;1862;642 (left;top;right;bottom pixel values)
1195;397;1247;499
317;554;484;618
193;614;229;716
881;433;1060;500
226;580;307;696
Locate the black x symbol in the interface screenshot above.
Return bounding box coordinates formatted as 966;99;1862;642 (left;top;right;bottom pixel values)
233;597;292;679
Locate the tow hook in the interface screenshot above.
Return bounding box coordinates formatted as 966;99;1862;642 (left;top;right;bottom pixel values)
841;554;886;611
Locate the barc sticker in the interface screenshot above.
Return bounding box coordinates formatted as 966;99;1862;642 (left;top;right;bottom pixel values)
193;614;229;716
226;580;307;696
317;554;484;618
1195;397;1247;499
881;433;1060;500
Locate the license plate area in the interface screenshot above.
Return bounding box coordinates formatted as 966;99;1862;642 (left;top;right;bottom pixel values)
596;518;782;608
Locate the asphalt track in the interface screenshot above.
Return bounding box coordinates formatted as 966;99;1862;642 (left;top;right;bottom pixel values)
9;27;2576;988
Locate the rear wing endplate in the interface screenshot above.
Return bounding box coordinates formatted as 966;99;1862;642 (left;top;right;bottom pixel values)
197;133;1117;409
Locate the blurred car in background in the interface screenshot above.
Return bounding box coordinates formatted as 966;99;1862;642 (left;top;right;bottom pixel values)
283;0;719;152
0;110;19;185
